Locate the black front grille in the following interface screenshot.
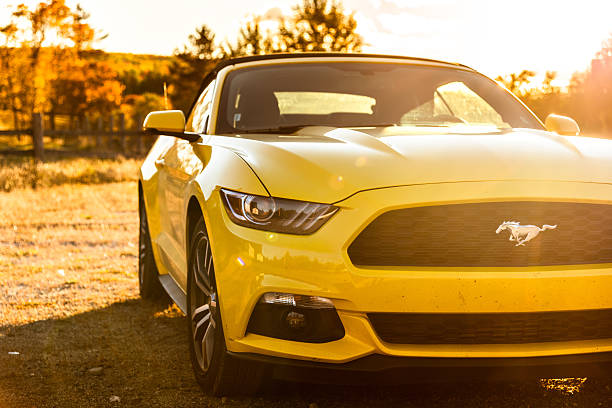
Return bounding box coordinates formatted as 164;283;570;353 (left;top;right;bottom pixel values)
369;309;612;344
348;202;612;267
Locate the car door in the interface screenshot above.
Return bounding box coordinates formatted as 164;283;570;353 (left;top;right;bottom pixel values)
156;80;216;289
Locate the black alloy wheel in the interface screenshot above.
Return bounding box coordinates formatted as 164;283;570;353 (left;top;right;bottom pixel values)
187;217;267;396
189;221;218;372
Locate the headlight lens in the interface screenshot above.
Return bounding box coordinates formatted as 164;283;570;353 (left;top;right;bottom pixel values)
220;189;338;235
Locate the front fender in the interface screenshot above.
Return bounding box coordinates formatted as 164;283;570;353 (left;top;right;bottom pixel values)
183;143;269;279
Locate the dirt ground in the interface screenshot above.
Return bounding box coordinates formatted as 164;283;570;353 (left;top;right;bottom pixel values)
1;182;612;407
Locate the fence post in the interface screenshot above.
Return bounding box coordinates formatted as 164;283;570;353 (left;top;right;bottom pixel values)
118;113;126;153
96;117;103;148
137;115;144;155
83;115;90;149
73;115;81;146
32;112;44;161
109;114;115;149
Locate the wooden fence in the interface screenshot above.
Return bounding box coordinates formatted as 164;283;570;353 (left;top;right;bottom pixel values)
0;112;147;160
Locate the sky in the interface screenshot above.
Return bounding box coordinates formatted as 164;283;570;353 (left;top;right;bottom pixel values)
2;0;612;84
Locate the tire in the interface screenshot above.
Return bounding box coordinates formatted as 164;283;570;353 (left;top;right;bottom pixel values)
138;192;164;299
187;217;267;396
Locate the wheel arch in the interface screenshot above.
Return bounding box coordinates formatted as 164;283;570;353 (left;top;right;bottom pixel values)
186;195;205;260
183;144;269;260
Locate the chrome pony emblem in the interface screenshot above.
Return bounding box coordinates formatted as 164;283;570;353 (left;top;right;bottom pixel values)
495;221;557;246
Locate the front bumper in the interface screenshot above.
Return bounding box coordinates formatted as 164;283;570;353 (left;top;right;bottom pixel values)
204;180;612;364
228;350;612;383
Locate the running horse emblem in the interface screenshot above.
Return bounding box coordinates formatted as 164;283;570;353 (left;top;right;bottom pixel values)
495;221;557;246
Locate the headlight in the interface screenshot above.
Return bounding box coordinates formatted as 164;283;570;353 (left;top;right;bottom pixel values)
220;189;338;235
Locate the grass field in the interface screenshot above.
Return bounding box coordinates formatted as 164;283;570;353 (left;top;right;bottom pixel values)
0;155;141;192
1;180;612;407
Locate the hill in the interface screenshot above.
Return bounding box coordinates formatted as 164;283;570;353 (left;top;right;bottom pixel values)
82;50;175;96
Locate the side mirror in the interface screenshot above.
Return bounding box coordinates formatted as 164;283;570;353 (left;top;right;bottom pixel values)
545;114;580;136
142;110;199;142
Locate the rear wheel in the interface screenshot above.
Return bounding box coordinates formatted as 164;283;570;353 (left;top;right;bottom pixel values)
187;217;266;396
138;192;164;299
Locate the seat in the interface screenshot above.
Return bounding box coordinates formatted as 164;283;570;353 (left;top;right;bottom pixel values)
236;89;280;130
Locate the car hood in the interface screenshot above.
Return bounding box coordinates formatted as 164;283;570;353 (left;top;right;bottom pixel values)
210;126;612;203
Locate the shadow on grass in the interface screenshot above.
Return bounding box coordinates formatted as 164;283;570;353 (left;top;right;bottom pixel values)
0;299;198;408
1;299;610;408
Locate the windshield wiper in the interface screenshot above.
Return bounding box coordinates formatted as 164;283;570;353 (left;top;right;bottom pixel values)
237;125;311;134
237;123;401;134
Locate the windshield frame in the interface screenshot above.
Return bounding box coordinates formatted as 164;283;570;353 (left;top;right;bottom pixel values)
213;59;545;135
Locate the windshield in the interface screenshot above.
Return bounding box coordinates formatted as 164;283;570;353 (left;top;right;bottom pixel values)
216;62;543;134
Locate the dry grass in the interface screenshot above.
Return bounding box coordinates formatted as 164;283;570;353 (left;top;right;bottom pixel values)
1;182;611;407
0;182;207;407
0;182;139;325
0;156;140;192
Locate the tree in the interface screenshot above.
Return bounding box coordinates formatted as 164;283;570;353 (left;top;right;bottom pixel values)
520;71;570;122
0;0;117;129
69;4;106;54
495;70;536;96
49;59;123;118
170;0;365;111
168;24;219;112
0;23;26;129
495;34;612;135
541;71;559;94
184;25;217;61
13;0;74;114
578;34;612;133
224;17;275;57
278;0;363;52
121;93;166;129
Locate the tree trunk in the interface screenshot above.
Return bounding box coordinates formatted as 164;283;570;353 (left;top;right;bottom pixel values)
96;117;103;148
119;113;126;153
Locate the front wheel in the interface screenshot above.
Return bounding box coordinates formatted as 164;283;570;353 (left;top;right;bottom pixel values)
138;192;164;299
186;217;266;396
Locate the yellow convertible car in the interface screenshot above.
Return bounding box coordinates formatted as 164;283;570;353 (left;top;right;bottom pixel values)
138;53;612;395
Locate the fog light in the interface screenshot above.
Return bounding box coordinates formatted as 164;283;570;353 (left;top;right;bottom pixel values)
246;292;345;343
285;311;307;329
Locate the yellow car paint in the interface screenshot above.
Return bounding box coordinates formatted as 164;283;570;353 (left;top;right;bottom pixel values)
204;180;612;361
139;55;612;366
143;110;186;133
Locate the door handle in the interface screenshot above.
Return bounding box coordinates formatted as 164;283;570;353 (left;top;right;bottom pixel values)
155;158;166;168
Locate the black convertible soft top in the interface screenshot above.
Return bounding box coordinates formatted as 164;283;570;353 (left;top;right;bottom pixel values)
187;52;473;117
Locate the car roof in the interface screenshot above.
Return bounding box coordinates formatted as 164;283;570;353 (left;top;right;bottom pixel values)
188;53;474;117
211;52;472;72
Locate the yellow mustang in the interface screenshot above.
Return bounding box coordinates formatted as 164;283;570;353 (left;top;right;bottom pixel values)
138;53;612;395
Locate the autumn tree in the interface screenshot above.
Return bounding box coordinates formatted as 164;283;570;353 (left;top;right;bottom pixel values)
10;0;74;116
121;93;166;130
278;0;363;52
0;0;122;129
0;23;25;129
69;5;106;55
49;60;124;119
